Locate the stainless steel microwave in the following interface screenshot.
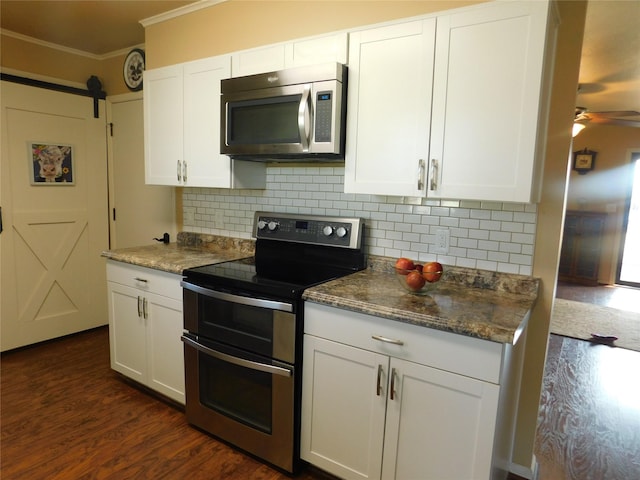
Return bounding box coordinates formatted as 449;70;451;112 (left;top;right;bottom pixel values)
220;63;347;161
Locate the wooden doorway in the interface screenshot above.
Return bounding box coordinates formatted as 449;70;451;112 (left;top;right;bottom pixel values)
106;93;176;249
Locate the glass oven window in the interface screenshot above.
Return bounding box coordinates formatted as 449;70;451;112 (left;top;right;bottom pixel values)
200;297;274;356
199;346;273;434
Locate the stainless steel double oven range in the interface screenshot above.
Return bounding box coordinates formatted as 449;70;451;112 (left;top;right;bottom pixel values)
181;212;366;473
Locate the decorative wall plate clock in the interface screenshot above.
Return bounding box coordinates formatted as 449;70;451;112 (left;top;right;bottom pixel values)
123;48;145;91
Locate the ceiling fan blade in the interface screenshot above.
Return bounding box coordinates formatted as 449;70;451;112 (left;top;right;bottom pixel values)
588;116;640;127
589;110;640;118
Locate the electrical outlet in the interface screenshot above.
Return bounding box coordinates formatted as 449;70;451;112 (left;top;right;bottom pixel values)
434;229;449;254
184;210;195;224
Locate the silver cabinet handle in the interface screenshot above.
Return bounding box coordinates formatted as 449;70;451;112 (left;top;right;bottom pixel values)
429;158;438;191
417;158;425;191
390;367;397;400
376;364;383;396
177;160;182;182
298;84;311;152
137;296;142;317
134;277;148;283
143;297;148;319
182;160;187;183
181;335;293;377
372;335;404;346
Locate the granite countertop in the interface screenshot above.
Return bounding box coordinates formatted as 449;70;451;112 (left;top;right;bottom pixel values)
101;232;254;275
303;257;539;345
103;234;538;345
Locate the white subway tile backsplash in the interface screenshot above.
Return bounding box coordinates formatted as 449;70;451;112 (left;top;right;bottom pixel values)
182;166;538;275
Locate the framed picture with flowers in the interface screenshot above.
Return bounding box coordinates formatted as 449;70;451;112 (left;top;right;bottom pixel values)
30;142;74;185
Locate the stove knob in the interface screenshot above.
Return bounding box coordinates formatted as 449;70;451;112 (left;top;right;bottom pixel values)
322;225;334;237
336;226;348;238
268;221;279;231
257;220;267;230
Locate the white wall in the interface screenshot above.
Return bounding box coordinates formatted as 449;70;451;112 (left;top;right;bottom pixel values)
182;165;536;275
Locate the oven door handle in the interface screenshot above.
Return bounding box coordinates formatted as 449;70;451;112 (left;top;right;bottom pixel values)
181;281;293;313
181;335;293;377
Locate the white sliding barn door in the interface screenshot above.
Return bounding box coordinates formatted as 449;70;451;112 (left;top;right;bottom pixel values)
1;81;109;351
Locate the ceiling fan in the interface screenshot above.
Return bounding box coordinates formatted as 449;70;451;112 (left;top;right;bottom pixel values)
575;107;640;128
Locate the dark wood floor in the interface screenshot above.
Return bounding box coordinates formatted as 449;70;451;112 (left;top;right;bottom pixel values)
535;334;640;479
0;327;327;480
2;322;640;479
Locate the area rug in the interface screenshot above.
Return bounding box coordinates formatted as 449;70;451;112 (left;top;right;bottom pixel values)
551;298;640;353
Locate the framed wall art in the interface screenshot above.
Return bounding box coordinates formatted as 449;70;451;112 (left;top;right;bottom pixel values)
573;148;597;175
30;142;74;185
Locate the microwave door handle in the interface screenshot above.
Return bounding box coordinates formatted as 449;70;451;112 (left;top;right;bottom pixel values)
181;335;293;377
298;84;311;152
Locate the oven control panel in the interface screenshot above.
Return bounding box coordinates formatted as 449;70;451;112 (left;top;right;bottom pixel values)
254;212;363;249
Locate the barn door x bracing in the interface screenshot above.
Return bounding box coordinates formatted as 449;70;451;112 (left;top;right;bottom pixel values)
1;81;109;351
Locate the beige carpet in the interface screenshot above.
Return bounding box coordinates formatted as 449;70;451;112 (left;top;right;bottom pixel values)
551;298;640;353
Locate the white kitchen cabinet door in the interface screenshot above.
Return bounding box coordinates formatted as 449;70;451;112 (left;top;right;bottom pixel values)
232;32;348;77
428;1;554;203
107;282;147;383
344;19;436;196
231;44;287;77
183;56;233;188
107;262;185;404
145;56;265;188
143;64;184;186
145;291;184;403
301;335;388;480
381;358;500;480
287;32;349;67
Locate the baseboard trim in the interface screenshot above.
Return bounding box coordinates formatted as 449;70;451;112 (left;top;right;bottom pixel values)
509;455;539;480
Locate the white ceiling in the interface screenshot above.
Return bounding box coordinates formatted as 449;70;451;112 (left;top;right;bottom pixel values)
1;0;639;123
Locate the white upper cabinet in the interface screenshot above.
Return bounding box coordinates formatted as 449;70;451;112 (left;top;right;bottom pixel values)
345;1;556;203
144;64;183;186
144;55;265;188
344;19;436;197
429;1;555;203
231;32;348;77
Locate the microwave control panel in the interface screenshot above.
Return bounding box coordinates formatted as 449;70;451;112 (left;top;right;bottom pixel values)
314;91;333;143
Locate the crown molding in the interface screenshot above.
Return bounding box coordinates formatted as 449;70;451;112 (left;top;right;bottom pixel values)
140;0;228;27
0;29;144;60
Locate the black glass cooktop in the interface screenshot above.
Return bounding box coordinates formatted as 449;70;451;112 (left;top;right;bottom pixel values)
183;256;359;300
183;240;366;300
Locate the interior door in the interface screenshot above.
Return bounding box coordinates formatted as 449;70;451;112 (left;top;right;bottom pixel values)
107;94;176;249
1;81;109;351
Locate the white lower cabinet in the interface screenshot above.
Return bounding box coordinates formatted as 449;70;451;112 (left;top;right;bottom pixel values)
106;261;185;404
301;302;510;480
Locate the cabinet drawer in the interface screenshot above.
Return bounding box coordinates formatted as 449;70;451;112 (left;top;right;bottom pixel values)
304;302;503;384
107;261;182;300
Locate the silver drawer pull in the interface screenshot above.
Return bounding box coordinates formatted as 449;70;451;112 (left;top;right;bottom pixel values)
134;277;148;283
372;335;404;346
